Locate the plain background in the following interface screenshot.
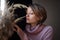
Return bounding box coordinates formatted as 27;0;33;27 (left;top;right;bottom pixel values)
32;0;60;40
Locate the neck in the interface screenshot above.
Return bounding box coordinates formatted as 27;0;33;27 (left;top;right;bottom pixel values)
30;23;38;27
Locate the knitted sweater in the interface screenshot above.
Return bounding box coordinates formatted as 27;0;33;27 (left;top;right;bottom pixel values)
25;24;53;40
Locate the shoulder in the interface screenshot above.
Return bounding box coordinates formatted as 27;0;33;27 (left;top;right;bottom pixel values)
41;25;53;37
45;25;53;29
43;25;53;32
39;25;53;36
40;24;53;33
39;25;53;40
41;25;53;34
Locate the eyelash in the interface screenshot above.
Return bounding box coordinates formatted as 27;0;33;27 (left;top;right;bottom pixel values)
30;13;33;15
26;13;33;15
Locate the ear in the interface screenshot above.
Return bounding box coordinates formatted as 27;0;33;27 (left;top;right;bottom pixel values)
39;16;43;22
41;17;43;20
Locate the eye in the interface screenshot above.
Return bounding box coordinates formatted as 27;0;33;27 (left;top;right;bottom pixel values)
29;13;33;15
26;13;34;16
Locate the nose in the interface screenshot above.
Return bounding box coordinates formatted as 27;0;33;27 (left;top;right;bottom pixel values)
26;14;29;17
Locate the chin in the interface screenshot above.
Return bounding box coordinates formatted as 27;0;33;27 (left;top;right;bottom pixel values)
26;21;30;23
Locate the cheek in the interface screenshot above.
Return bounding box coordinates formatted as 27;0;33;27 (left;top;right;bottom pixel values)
29;16;38;22
29;16;36;20
26;15;35;23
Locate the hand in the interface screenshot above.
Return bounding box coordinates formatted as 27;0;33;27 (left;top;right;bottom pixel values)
12;23;28;40
12;23;24;34
12;23;21;32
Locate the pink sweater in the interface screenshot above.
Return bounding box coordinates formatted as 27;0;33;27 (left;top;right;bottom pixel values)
25;24;53;40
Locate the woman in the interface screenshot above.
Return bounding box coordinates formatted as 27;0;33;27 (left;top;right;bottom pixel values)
13;3;53;40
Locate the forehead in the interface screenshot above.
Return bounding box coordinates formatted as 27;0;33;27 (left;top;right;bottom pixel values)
27;7;33;13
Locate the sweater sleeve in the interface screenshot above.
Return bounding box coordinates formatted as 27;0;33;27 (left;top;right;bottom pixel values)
42;26;53;40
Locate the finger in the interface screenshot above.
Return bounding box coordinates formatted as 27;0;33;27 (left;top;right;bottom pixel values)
13;27;17;32
12;23;20;29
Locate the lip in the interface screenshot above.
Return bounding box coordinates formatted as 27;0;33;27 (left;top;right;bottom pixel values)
26;17;29;20
26;18;29;20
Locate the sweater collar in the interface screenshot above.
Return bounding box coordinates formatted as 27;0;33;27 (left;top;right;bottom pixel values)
26;24;45;35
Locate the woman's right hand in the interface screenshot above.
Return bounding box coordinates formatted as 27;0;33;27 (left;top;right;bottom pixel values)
12;23;28;40
12;23;25;36
12;23;22;33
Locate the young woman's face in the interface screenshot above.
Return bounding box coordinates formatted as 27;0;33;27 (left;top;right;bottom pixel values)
26;7;40;24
